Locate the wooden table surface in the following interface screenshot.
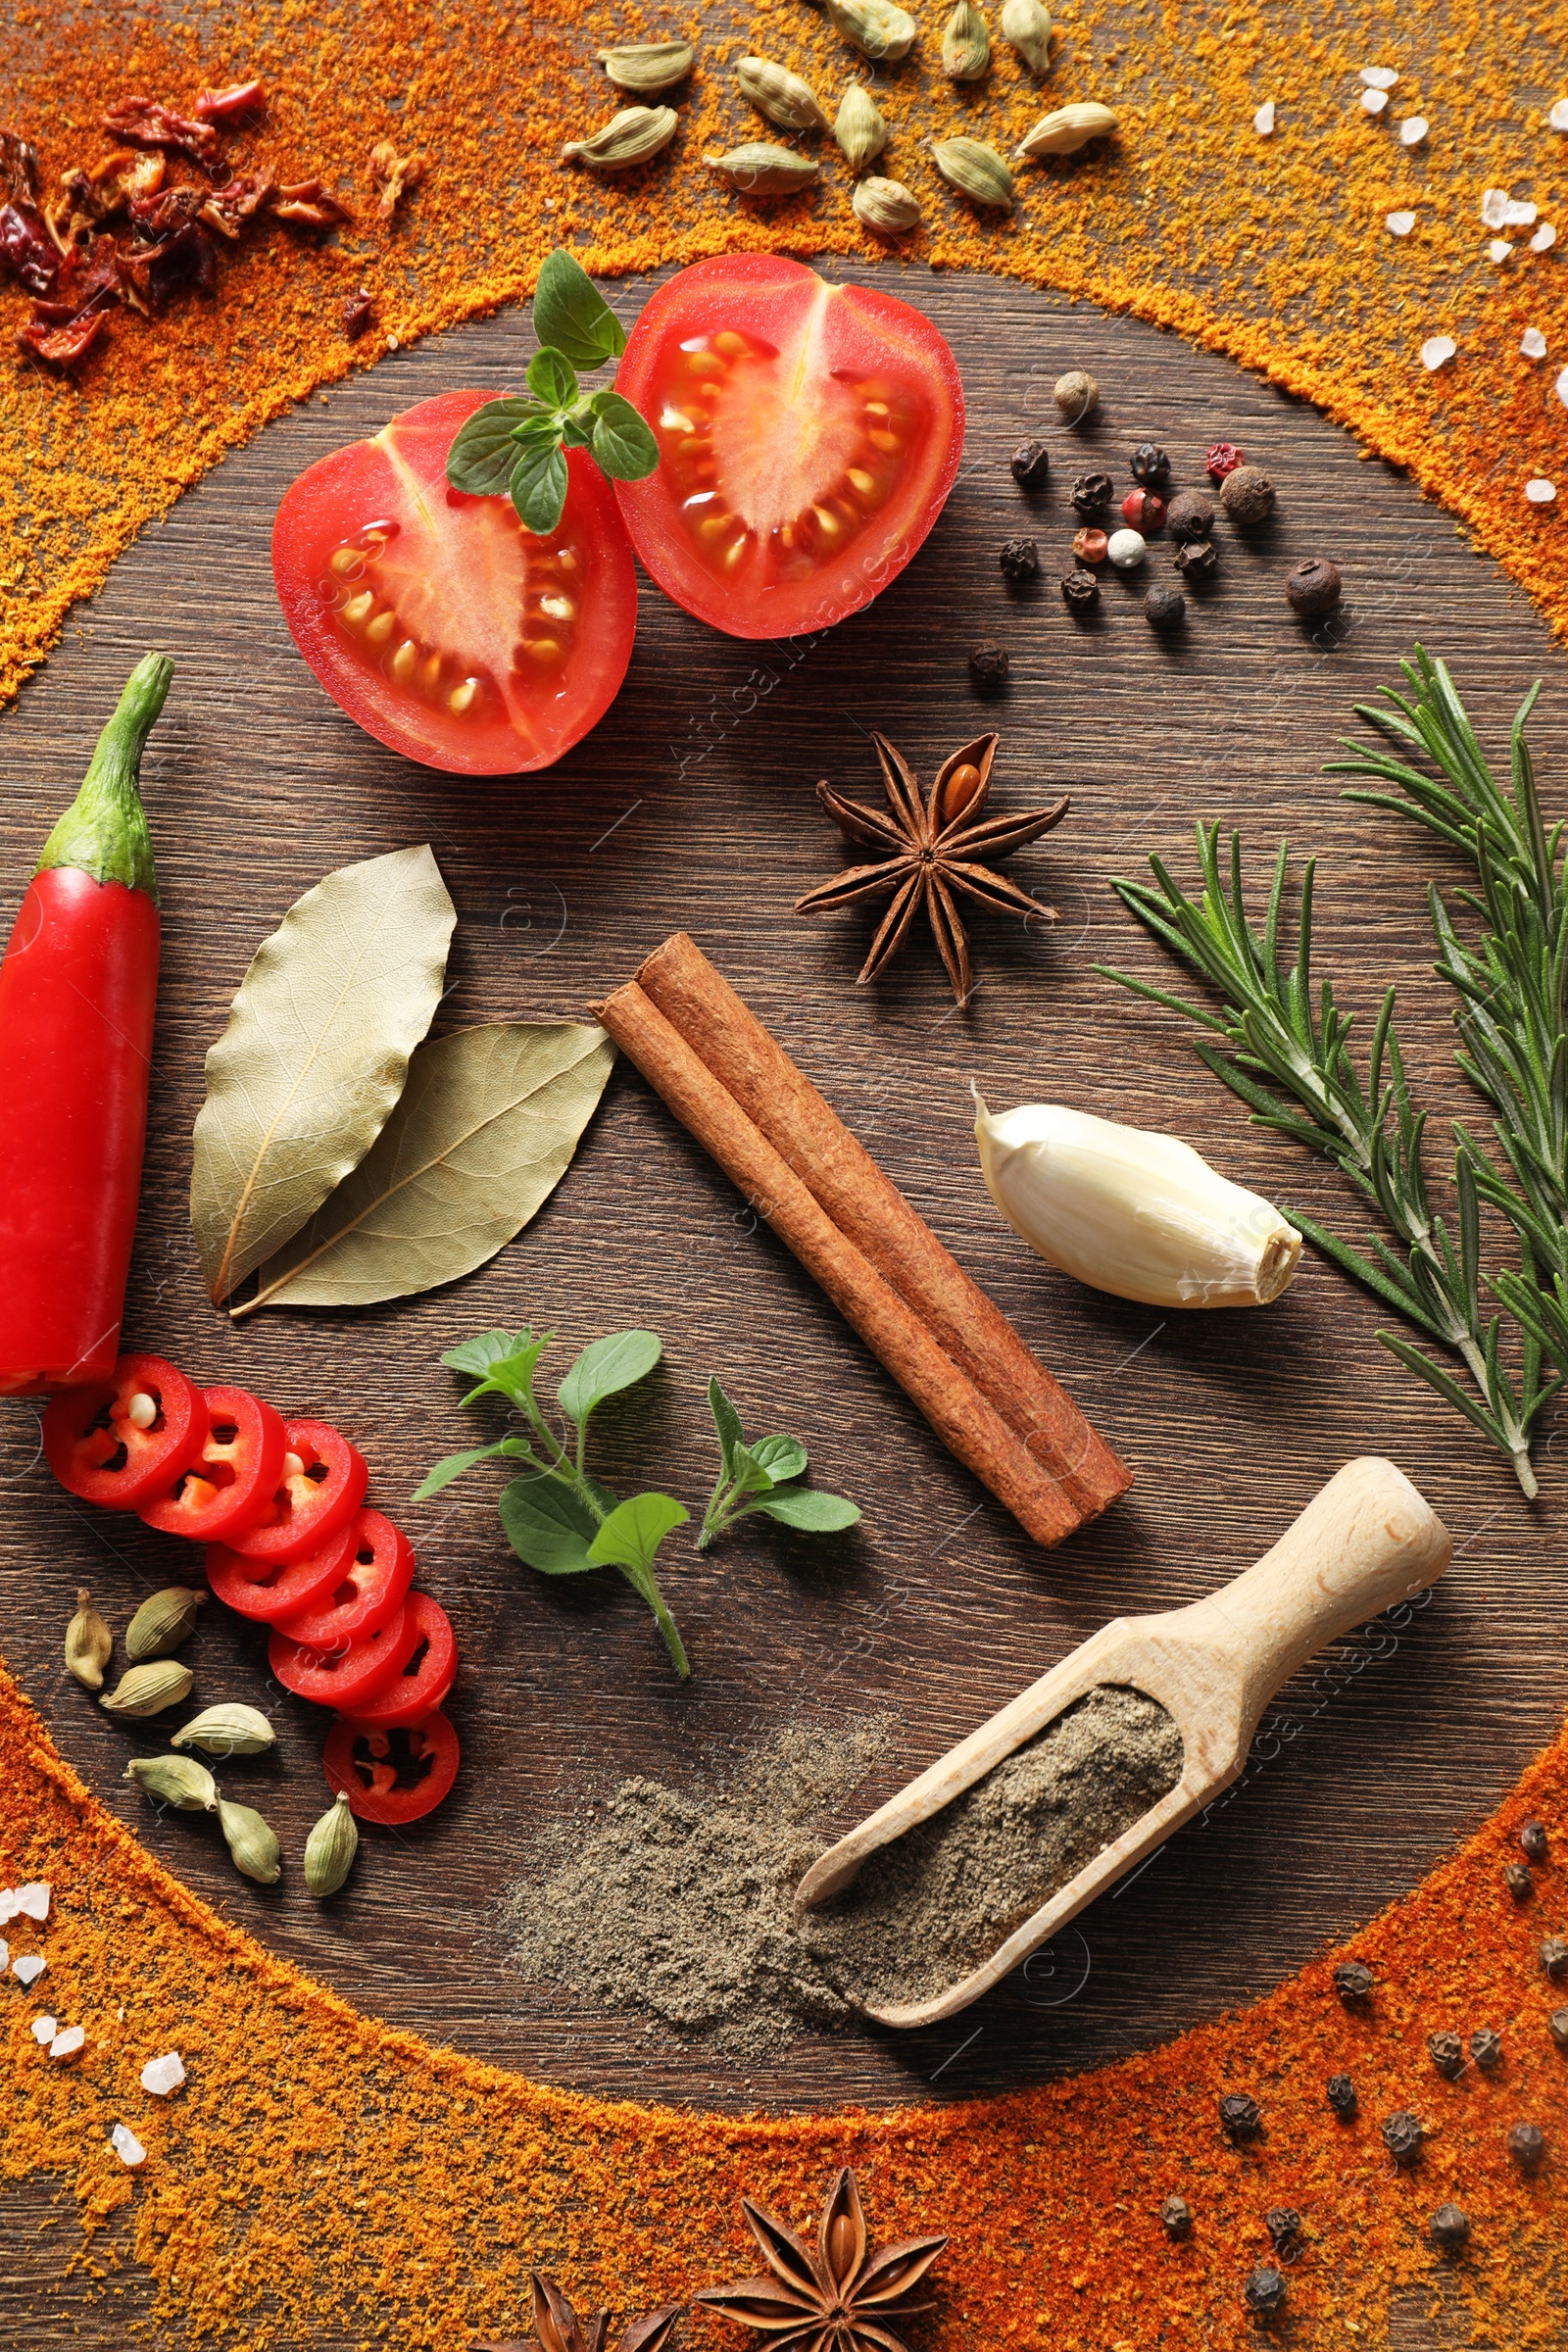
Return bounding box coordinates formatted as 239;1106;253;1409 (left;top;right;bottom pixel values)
3;260;1565;2189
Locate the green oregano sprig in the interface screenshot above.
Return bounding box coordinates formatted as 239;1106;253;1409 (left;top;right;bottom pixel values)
699;1377;860;1549
444;250;658;534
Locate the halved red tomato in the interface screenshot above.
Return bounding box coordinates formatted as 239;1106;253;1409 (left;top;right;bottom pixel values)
271;389;638;774
612;255;964;642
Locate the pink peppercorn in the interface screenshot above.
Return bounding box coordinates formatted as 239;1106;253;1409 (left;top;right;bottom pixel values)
1206;441;1244;481
1122;487;1165;533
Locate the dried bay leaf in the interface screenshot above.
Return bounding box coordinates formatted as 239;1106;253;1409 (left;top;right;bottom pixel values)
192;845;456;1303
236;1021;615;1314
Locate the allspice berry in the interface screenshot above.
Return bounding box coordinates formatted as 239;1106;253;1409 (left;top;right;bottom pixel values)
1054;366;1099;422
1070;468;1116;514
1145;582;1186;631
1325;2073;1357;2120
1166;488;1214;542
1174;537;1219;582
1429;2203;1470;2253
1507;2119;1546;2175
1000;536;1041;583
1010;437;1052;489
1334;1958;1374;2005
1220;462;1276;525
1520;1818;1549;1863
1244;2266;1287;2318
1158;2191;1192;2238
1428;2030;1464;2081
968;638;1009;690
1287;557;1343;616
1060;565;1100;612
1071;526;1109;564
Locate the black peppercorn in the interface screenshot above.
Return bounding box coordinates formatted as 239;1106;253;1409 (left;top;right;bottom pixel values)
1521;1817;1549;1863
1070;469;1115;515
1326;2073;1357;2120
1145;582;1186;631
1129;440;1172;487
1334;1959;1374;2005
1243;2266;1287;2318
1507;2119;1546;2174
1219;2091;1263;2144
1428;2030;1465;2081
1542;1936;1568;1980
1470;2026;1503;2072
1165;488;1214;542
1429;2202;1470;2253
1174;537;1219;582
999;536;1040;584
1286;557;1343;617
1010;437;1052;490
1382;2110;1425;2168
968;639;1009;690
1159;2192;1192;2238
1220;463;1277;525
1550;2004;1568;2050
1505;1860;1534;1899
1059;565;1100;612
1264;2207;1301;2252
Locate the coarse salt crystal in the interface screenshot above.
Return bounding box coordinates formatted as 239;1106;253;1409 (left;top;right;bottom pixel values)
1387;211;1416;236
1504;199;1540;226
109;2124;146;2169
1490;239;1513;264
1523;327;1548;359
1526;479;1557;504
1482;188;1510;228
1533;223;1557;252
0;1890;18;1926
16;1883;48;1923
1360;87;1389;115
12;1953;45;1986
1549;99;1568;132
29;2015;57;2044
1399;116;1429;147
1557;364;1568;407
140;2051;186;2097
1360;65;1398;89
1253;100;1276;135
49;2025;84;2060
1421;336;1457;370
0;1937;7;1971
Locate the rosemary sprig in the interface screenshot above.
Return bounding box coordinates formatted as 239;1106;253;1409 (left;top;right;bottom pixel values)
1096;819;1553;1494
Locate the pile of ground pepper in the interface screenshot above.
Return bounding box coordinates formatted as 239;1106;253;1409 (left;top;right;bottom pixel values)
1;0;1568;706
2;1653;1566;2348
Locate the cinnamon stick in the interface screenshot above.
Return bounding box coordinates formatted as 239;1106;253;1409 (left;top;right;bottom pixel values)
592;941;1130;1546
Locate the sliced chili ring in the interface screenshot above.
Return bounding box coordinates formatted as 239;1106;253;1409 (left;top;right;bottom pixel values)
225;1417;368;1566
205;1517;360;1626
136;1384;287;1544
269;1599;416;1712
42;1353;208;1510
337;1592;456;1731
323;1708;461;1825
270;1507;413;1648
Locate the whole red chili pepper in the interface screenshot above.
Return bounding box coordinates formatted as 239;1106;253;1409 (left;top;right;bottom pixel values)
0;655;172;1394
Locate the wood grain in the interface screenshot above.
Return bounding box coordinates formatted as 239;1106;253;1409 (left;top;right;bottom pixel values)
2;265;1565;2181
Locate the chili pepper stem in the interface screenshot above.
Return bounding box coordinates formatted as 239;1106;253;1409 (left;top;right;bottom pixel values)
37;652;172;902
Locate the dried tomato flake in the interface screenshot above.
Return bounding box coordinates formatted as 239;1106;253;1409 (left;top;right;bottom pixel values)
192;79;267;124
0;202;57;295
198;172;274;241
118;220;217;313
100;96;220;169
0;130;39;207
16;305;110;368
342;285;374;340
368;140;424;221
271;177;355;229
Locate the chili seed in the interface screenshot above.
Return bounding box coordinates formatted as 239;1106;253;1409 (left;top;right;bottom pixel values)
1070;469;1115;514
1145;582;1186;631
1000;536;1041;583
1174;537;1219;582
1548;2005;1568;2050
1542;1936;1568;1980
1166;488;1214;542
1429;2202;1470;2253
1382;2110;1424;2167
1122;487;1165;533
967;639;1009;690
1072;526;1108;564
1264;2207;1301;2251
1010;437;1052;489
1505;1861;1534;1899
1129;440;1171;487
1287;558;1343;616
1334;1959;1374;2005
1428;2031;1464;2081
1059;565;1100;612
1521;1818;1549;1863
1507;2120;1546;2174
1470;2026;1503;2071
1219;2091;1262;2143
1325;2073;1357;2120
1206;440;1245;479
1243;2265;1287;2317
1159;2191;1192;2238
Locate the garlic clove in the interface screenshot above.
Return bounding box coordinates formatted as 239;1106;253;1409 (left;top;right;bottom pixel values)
973;1093;1302;1310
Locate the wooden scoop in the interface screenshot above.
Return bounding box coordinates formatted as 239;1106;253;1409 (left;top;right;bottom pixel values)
795;1457;1450;2029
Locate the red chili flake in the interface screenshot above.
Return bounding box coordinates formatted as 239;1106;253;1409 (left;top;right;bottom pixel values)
192;79;267;124
198;171;274;242
0;129;39;207
271;176;355;229
342;285;374;339
40;234;121;317
16;305;111;368
100;96;220;169
0;202;58;294
1205;441;1245;481
368;139;424;221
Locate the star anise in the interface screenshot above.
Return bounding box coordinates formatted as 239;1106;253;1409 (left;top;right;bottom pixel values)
696;2167;948;2352
475;2270;684;2352
794;731;1066;1004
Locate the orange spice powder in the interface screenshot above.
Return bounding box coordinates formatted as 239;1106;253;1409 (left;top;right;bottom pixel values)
0;0;1566;709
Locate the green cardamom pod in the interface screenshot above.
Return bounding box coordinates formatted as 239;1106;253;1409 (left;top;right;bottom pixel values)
942;0;991;79
171;1703;276;1758
823;0;917;62
852;174;922;234
1012;101;1117;159
1000;0;1052;71
737;56;829;133
100;1660;193;1719
705;143;820;196
218;1798;282;1886
123;1754;217;1811
598;39;694;93
124;1585;205;1663
303;1791;361;1899
562;105;679;171
65;1588;113;1690
834;84;887;172
930;135;1015;210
